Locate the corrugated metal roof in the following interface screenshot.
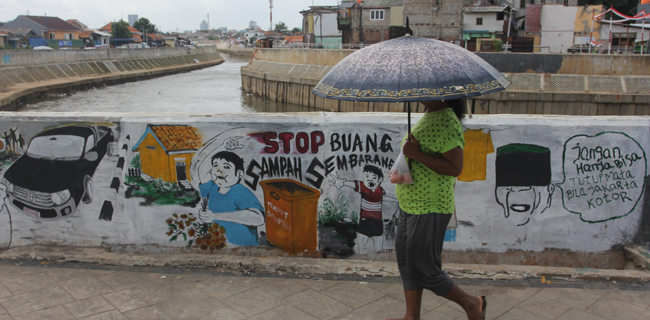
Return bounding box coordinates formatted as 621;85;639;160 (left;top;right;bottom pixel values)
463;6;509;13
362;0;404;7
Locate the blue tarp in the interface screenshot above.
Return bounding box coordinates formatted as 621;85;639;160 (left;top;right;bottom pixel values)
29;38;48;47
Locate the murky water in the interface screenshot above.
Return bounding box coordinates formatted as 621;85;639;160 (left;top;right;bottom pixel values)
20;53;325;114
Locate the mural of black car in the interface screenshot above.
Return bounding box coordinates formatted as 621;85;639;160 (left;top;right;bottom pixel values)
1;125;114;220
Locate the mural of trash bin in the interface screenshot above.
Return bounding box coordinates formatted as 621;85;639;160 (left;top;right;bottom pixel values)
259;179;320;254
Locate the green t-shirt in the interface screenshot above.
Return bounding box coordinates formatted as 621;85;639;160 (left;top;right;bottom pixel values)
395;107;465;214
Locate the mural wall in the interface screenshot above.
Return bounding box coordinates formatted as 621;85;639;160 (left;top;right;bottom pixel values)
0;114;647;260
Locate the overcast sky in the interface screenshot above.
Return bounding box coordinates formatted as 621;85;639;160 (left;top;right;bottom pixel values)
2;0;339;32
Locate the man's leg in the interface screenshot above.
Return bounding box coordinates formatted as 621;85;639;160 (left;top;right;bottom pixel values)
386;289;423;320
443;283;485;320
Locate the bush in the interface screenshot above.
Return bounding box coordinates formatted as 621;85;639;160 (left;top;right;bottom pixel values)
494;39;503;52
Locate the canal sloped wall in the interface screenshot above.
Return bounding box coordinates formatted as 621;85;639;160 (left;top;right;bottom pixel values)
0;112;647;270
241;49;650;116
0;47;224;109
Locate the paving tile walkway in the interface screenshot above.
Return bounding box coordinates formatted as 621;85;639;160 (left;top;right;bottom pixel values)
0;260;648;320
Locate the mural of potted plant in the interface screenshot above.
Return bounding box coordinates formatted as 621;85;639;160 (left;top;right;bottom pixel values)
166;213;227;251
318;194;358;258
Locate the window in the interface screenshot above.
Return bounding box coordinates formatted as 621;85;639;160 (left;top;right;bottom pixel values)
49;33;56;39
146;145;156;150
520;0;525;8
85;135;95;153
612;33;636;46
370;10;385;20
64;33;74;40
497;12;505;21
476;18;483;26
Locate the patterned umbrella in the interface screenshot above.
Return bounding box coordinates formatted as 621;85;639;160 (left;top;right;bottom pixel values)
313;35;510;103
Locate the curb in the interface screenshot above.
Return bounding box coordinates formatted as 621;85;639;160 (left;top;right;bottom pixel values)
1;245;649;283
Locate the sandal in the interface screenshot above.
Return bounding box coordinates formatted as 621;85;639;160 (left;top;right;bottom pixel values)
480;296;487;320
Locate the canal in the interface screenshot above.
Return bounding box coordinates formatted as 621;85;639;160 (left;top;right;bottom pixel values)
20;53;324;113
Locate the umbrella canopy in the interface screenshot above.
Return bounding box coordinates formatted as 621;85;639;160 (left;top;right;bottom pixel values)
312;35;510;102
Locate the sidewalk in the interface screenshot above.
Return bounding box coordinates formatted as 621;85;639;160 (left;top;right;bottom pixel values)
0;246;649;320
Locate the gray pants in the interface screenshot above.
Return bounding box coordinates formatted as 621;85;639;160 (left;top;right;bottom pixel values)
395;207;454;296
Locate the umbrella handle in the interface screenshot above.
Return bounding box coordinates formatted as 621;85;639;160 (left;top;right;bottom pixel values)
407;102;411;139
407;102;412;170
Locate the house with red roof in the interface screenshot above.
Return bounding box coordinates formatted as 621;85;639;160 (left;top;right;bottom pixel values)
99;22;143;43
132;125;203;188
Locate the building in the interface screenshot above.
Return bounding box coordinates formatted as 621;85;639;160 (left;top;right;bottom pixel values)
0;31;7;47
3;15;81;41
128;15;138;27
338;0;405;46
132;125;202;189
301;6;341;47
66;19;88;30
244;28;265;43
403;0;462;41
462;5;514;51
99;22;143;45
0;28;39;47
78;30;111;47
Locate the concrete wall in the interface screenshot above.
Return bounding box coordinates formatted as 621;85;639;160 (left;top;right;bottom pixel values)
404;0;463;40
540;5;579;53
315;13;340;37
0;112;646;269
241;57;650;116
250;48;650;75
0;47;219;67
0;48;224;109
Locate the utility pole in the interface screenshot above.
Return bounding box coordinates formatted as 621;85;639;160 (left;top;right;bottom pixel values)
270;0;274;31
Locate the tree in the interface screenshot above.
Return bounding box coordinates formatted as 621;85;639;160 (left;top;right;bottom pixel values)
112;20;131;39
133;17;158;34
274;21;288;34
291;27;301;34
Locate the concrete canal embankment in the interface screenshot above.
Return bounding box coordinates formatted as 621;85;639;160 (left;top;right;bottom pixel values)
241;49;650;115
0;47;224;110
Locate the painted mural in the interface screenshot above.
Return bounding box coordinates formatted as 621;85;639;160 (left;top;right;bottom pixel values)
0;115;647;258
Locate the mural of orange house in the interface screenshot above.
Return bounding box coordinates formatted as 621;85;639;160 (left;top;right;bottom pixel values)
132;125;202;189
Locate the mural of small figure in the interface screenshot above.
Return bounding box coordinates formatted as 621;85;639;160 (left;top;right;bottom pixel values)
0;131;11;153
0;183;11;249
330;164;396;254
198;149;265;247
495;144;555;226
0;127;24;154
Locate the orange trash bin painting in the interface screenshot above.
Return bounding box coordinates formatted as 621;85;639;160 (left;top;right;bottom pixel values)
260;179;320;254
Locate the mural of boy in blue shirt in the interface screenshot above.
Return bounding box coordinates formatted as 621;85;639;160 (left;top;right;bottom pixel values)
198;151;265;246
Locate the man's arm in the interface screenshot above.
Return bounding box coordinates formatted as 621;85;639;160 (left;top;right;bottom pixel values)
209;208;265;226
402;133;463;177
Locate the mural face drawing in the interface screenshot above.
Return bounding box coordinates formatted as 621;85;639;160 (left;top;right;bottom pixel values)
210;154;243;189
363;166;383;191
2;125;114;220
198;148;265;247
495;144;555;226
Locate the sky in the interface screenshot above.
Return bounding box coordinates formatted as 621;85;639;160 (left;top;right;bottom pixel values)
2;0;339;32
